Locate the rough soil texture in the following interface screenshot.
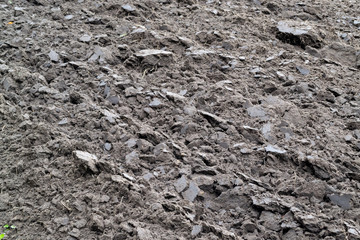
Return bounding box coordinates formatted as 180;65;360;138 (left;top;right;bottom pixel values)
1;0;360;239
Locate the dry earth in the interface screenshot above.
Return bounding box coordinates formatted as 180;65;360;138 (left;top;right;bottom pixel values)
0;0;360;239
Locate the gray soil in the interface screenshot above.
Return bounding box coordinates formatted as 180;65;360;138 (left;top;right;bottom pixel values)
0;0;360;239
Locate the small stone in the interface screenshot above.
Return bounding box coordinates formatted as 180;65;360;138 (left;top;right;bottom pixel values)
296;66;310;75
73;150;98;173
247;106;267;118
68;228;80;238
354;130;360;139
74;219;87;229
122;4;136;12
135;49;173;58
126;139;137;148
111;175;126;184
182;181;200;202
54;217;69;226
64;15;73;20
107;95;119;105
137;227;152;240
90;214;104;232
123;173;135;181
276;71;286;81
328;194;352;210
174;175;187;193
242;220;257;233
49;50;60;62
344;134;353;142
143;173;154;181
58;118;68;125
104;143;112;151
183;106;197;116
198;110;227;126
79;34;92;42
240;148;252;154
125;151;138;163
149;98;162;107
38;86;59;94
265;145;286;154
100;195;110;203
102;109;118;124
0;64;10;73
276;20;321;48
260;211;281;231
191;225;202;237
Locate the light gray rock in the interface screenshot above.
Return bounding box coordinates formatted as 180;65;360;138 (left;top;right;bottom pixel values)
49;50;59;62
73;150;98;173
174;175;187;193
182;181;200;202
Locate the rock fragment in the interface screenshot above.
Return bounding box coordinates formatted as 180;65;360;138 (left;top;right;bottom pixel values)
328;194;352;210
265;145;286;154
135;49;174;67
260;211;281;231
90;214;104;232
58;118;68;125
182;182;200;202
191;225;202;237
149;98;162;108
73;150;99;173
174;175;187;193
122;4;136;12
49;50;59;62
104;143;112;151
79;34;92;42
137;227;153;240
247;106;267;118
198;110;227;127
68;228;80;238
296;66;310;75
276;20;322;48
54;216;69;226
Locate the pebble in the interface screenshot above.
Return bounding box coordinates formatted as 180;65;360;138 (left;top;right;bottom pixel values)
64;15;73;20
149;98;162;107
68;228;80;238
276;71;286;81
137;227;152;240
265;145;286;154
328;194;352;210
54;217;69;226
126;138;137;148
74;219;87;229
135;49;173;58
122;4;136;12
174;175;187;193
191;225;202;237
344;134;353;142
125;151;139;163
79;34;92;42
247;106;267;118
90;214;104;232
104;142;112;151
181;181;200;202
73;150;98;173
58;118;68;125
296;66;310;75
0;64;9;73
49;50;59;62
143;173;154;181
107;95;119;105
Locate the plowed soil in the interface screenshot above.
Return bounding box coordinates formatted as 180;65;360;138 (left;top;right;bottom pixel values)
0;0;359;239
